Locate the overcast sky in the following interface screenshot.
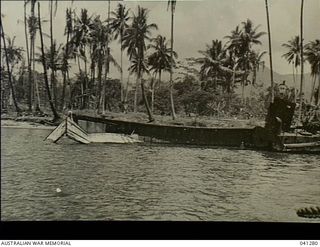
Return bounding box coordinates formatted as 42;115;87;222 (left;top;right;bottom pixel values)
1;0;320;79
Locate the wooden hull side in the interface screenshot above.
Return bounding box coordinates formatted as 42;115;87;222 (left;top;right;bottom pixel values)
74;115;255;147
65;118;91;144
73;115;320;153
45;120;66;143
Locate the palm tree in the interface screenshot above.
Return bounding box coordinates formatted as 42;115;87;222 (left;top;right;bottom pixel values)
168;0;177;119
148;35;177;112
100;47;121;112
72;8;94;109
298;0;305;120
122;6;158;121
90;15;120;112
35;42;64;71
282;36;301;102
37;2;59;121
265;0;274;103
110;3;130;106
249;50;266;86
224;25;242;56
225;19;265;103
224;25;242;97
196;40;228;92
0;18;21;114
305;39;320;105
4;37;24;72
238;19;266;103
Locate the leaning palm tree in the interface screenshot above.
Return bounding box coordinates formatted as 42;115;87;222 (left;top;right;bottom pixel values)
37;2;60;121
110;3;130;105
0;18;21;114
282;35;301;102
148;35;177;112
305;39;320;105
167;0;177;119
122;6;158;122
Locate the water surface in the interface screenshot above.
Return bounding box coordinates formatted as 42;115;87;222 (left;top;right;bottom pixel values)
1;127;319;222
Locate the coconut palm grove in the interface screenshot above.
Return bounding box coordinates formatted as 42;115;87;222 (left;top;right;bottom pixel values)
1;0;319;127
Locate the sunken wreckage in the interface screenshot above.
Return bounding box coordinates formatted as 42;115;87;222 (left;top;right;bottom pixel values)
46;96;320;154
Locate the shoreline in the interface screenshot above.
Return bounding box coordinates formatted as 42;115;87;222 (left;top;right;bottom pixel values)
1;111;266;130
1;120;56;130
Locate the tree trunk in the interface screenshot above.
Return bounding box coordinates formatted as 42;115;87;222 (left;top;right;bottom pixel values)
120;38;124;103
241;79;245;104
82;56;88;109
292;63;296;102
310;76;316;104
230;64;236;110
317;74;320;106
77;55;83;109
169;4;176;120
123;73;130;114
151;76;155;113
298;0;304;121
61;25;70;111
29;29;34;110
33;43;41;112
1;17;21;114
125;70;130;103
49;0;57;109
134;76;139;113
101;69;107;114
38;2;60;121
137;48;153;121
140;76;154;122
27;2;36;112
265;0;275;103
96;49;103;112
296;66;299;101
24;0;30;79
67;70;72;109
101;0;111;114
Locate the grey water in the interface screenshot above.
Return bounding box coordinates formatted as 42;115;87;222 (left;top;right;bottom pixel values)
1;127;319;222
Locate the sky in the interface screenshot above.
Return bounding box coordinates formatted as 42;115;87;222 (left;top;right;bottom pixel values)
1;0;320;80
